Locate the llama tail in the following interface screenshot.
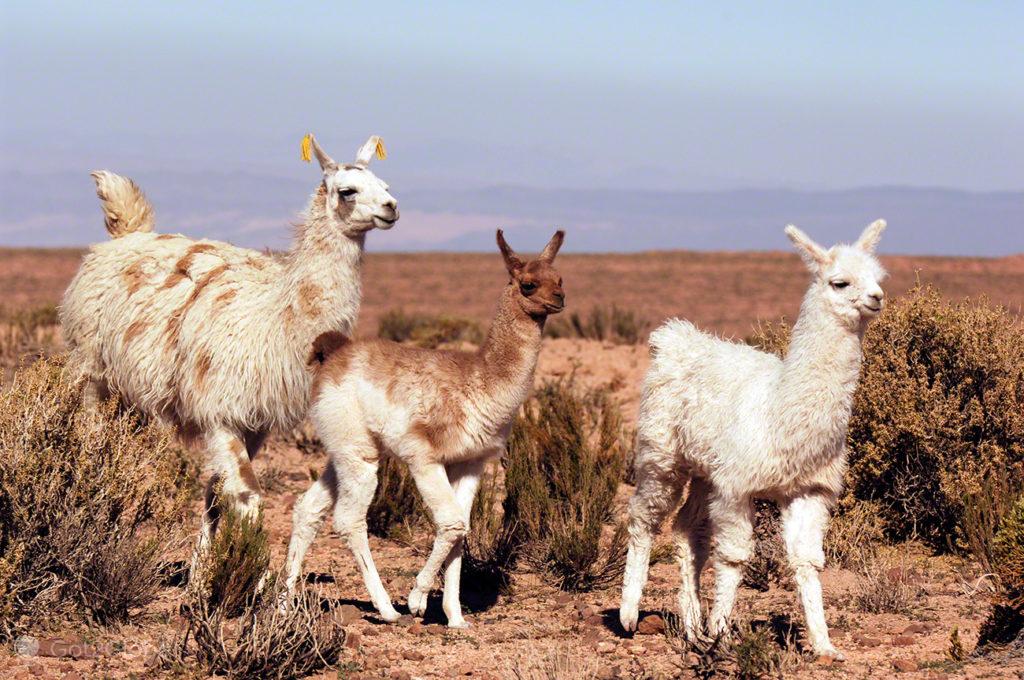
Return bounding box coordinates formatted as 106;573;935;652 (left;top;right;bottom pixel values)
91;170;155;238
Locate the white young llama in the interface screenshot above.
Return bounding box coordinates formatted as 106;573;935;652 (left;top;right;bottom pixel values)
284;230;566;627
619;221;888;660
60;134;398;560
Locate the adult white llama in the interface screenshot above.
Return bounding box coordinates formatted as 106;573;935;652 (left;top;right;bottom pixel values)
284;230;566;628
60;134;398;558
619;221;888;660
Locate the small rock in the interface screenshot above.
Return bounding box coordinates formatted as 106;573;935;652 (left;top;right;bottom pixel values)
583;628;602;644
424;623;445;635
395;614;415;627
595;665;619;679
596;642;616;655
575;603;598;619
28;666;45;678
402;649;425;661
627;644;645;655
339;604;363;625
891;635;915;647
893;658;918;672
344;629;363;650
636;614;666;635
408;622;425;635
554;593;573;606
902;623;928;635
390;671;412;680
816;656;837;667
852;633;881;647
362;625;380;636
61;673;83;680
584;614;604;626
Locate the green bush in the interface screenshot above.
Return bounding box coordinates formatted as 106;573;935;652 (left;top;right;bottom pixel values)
752;284;1024;552
377;309;483;348
198;505;271;617
0;357;192;633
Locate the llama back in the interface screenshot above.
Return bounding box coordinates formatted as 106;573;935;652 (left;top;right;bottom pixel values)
60;231;313;433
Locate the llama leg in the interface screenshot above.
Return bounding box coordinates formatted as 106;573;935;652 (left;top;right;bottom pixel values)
620;448;683;632
188;429;263;585
406;460;465;618
673;477;712;641
706;494;755;638
284;462;338;593
782;494;842;660
440;458;486;628
332;448;401;622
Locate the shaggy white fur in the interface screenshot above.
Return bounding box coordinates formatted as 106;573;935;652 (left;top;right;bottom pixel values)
283;230;566;628
619;220;888;660
60;134;398;566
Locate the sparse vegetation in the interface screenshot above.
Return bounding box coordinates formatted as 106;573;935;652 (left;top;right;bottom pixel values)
546;304;647;344
0;356;192;634
744;501;786;592
378;308;484;348
752;284;1024;553
854;554;920;614
679;616;797;680
367;455;425;540
197;505;271;617
976;492;1024;650
0;304;60;369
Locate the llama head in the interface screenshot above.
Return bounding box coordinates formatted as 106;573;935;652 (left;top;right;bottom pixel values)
496;229;566;317
309;134;398;233
785;220;888;327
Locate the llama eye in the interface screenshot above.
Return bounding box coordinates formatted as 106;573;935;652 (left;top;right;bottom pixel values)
520;282;537;295
338;188;358;199
831;281;850;289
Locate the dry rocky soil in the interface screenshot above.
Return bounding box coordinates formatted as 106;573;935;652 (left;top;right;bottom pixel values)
2;247;1023;678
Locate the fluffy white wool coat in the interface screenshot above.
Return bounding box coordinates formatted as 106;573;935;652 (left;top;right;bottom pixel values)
60;135;398;562
620;221;888;660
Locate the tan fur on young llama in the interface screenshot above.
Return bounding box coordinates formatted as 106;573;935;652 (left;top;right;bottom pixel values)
60;134;398;566
284;230;566;628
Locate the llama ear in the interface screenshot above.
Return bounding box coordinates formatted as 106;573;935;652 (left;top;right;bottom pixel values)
855;219;887;253
539;230;565;263
309;135;338;172
496;229;525;274
785;225;830;271
354;135;382;168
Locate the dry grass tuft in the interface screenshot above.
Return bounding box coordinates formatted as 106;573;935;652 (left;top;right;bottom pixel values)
744;501;787;592
378;309;484;348
0;304;61;369
367;455;425;540
853;553;921;615
510;647;599;679
198;505;272;617
677;615;799;680
546;304;648;344
163;586;347;680
0;356;192;634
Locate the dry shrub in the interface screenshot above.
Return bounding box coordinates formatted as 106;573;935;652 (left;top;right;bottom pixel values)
0;304;60;368
976;493;1024;650
279;418;323;456
505;381;628;591
751;284;1024;552
680;616;798;680
164;586;347;680
853;553;921;614
546;304;647;344
367;455;425;540
0;356;192;633
378;309;483;348
744;501;786;592
199;506;271;617
824;500;886;568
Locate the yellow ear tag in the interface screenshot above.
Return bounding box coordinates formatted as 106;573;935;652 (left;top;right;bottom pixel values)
300;134;312;163
375;138;387;160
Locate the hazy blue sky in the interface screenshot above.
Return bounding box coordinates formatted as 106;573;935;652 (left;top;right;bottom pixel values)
1;1;1021;252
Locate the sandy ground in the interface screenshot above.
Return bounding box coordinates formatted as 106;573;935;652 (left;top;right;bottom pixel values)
2;338;1021;679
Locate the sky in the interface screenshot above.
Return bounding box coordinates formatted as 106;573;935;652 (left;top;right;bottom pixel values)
1;1;1022;254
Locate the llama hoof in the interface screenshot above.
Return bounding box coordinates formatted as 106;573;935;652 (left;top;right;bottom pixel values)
619;605;639;633
815;647;846;663
379;607;401;623
447;617;471;629
408;588;428;617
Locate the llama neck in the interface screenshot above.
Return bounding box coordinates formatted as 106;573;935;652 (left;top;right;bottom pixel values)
774;285;864;461
279;186;365;341
477;286;545;412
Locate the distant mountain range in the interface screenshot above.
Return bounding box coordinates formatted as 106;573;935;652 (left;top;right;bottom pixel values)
1;170;1020;256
